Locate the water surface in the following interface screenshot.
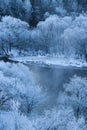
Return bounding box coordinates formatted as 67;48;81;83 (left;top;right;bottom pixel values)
27;63;87;112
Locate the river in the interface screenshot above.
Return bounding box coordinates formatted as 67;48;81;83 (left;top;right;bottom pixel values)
25;62;87;113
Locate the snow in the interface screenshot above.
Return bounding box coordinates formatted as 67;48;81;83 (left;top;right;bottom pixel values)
1;1;87;130
12;56;87;68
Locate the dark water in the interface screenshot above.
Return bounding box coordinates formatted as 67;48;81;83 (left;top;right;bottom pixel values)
26;63;87;112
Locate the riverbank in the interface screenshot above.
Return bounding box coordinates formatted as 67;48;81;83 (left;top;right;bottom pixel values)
11;56;87;68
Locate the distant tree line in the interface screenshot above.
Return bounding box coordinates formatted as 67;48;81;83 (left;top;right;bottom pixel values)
0;0;87;27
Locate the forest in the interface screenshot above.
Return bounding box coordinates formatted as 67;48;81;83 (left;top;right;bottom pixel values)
0;0;87;60
0;0;87;130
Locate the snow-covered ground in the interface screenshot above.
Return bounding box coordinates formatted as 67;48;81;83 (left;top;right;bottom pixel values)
11;56;87;68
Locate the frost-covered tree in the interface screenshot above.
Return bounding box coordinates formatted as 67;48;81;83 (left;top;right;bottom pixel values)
67;116;87;130
0;62;44;114
77;0;87;11
37;15;72;54
33;107;74;130
0;111;35;130
0;16;30;55
0;106;87;130
63;0;78;12
62;15;87;60
59;76;87;119
0;0;31;22
32;107;87;130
